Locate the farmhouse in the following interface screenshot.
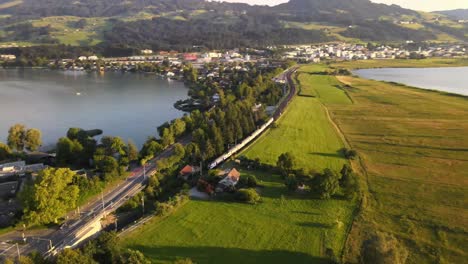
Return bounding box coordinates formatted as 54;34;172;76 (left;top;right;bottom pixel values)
216;168;241;192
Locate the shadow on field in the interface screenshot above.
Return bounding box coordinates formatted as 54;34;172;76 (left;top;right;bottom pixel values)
297;222;332;229
129;245;328;264
309;151;344;158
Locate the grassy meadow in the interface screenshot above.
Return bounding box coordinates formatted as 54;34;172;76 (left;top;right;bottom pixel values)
326;71;468;263
243;64;351;171
123;171;356;264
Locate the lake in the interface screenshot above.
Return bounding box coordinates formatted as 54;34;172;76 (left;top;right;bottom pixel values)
0;69;188;149
354;66;468;96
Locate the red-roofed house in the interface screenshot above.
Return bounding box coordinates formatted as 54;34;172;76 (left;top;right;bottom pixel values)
179;165;200;180
216;168;241;192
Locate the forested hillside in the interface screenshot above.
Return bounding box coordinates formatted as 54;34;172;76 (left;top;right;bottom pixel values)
0;0;466;51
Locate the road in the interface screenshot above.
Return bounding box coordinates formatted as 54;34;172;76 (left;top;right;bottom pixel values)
0;139;187;258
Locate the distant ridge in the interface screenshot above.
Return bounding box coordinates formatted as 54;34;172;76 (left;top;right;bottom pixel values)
435;9;468;20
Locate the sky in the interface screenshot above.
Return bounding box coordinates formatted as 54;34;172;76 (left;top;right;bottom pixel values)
219;0;468;11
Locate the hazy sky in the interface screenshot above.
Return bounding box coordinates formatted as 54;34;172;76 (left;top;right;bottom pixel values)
219;0;468;11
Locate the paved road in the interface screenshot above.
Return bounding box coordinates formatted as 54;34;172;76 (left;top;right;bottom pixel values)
0;139;188;258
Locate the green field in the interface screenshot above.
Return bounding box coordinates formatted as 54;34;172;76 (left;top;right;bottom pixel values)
330;74;468;263
124;171;355;264
244;67;351;171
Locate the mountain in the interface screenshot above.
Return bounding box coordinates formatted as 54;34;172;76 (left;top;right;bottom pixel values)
0;0;466;53
435;9;468;20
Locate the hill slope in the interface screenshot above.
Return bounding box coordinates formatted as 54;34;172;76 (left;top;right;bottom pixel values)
0;0;466;49
436;9;468;20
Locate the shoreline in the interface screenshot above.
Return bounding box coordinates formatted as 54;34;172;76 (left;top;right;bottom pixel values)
352;66;468;97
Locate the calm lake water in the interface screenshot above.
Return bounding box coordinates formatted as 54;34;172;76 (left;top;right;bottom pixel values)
354;67;468;96
0;69;188;149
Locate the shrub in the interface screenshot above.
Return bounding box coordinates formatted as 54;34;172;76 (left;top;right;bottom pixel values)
342;148;358;160
238;175;258;188
236;189;261;204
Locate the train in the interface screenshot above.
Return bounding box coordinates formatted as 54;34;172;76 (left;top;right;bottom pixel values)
208;67;296;170
208;117;274;169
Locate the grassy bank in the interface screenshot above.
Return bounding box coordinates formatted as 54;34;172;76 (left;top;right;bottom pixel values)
329;74;468;263
123;171;355;264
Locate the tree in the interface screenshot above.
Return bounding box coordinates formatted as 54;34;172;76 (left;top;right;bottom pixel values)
172;119;186;137
203;140;216;161
314;169;340;199
56;137;84;166
0;142;12;161
185;142;201;163
236;189;261;204
56;248;97;264
121;249;151;264
343;172;359;200
361;232;408;264
25;128;42;151
343;148;358;160
141;139;163;158
95;156;119;179
340;164;353;185
20;168;79;226
92;231;121;264
277;152;295;175
285;174;299;191
101;136;126;156
161;128;175;148
127;140;139;162
7;124;26;151
67;127;82;140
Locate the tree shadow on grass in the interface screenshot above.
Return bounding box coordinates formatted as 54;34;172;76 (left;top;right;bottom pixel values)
309;151;345;159
129;245;328;264
296;222;332;229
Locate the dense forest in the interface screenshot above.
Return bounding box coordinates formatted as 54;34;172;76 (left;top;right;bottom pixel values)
103;15;331;50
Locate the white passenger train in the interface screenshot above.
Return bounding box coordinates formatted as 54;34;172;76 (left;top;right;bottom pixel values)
208;117;274;169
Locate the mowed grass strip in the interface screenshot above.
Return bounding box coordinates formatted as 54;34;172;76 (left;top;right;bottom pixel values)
123;171;355;264
243;96;347;172
332;75;468;263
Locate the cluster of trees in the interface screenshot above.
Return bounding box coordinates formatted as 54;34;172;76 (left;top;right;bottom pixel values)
56;128;101;167
1;22;57;44
6;124;42;152
19;168;79;226
277;152;359;200
180;62;285;110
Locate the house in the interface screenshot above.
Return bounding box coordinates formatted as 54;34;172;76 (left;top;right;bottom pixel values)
216;168;241;192
179;165;200;180
141;49;154;55
0;54;16;60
